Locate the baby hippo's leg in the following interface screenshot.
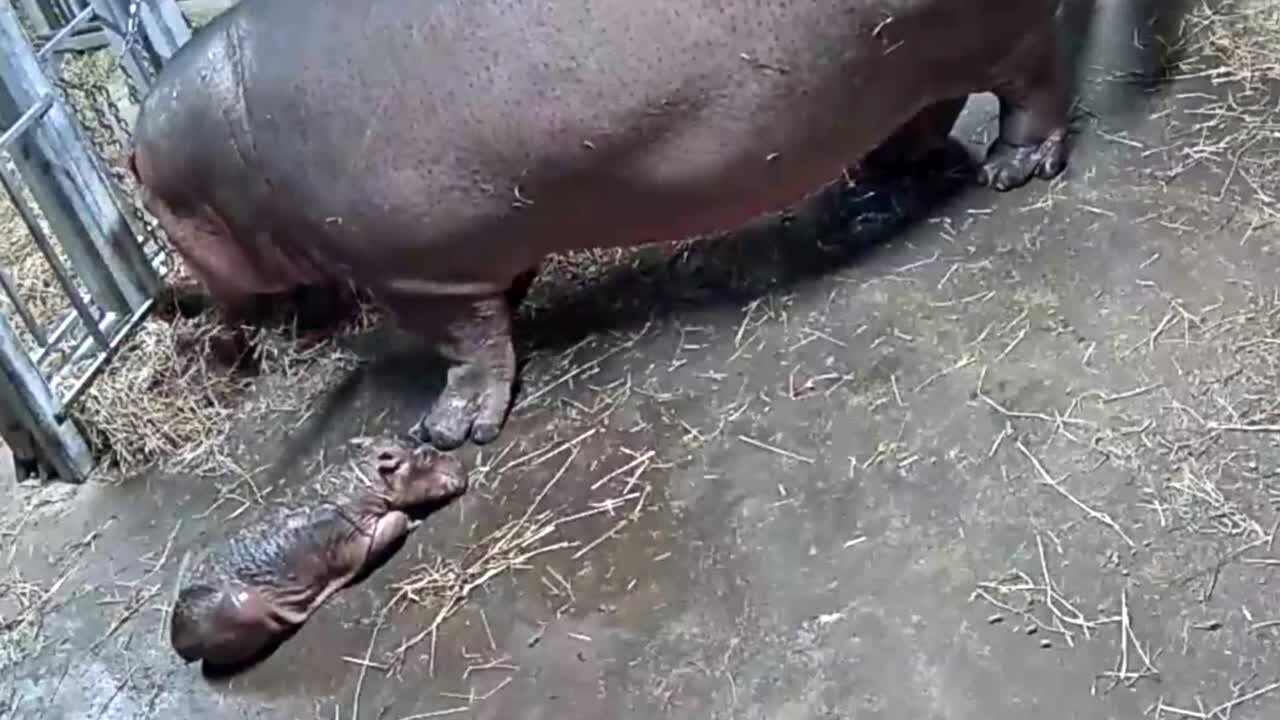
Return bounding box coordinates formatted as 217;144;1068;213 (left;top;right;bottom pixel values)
305;511;414;616
367;510;413;566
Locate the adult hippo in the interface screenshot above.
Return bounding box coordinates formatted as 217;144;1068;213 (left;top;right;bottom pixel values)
129;0;1071;450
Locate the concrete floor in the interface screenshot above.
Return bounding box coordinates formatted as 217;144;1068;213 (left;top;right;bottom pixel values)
5;3;1280;718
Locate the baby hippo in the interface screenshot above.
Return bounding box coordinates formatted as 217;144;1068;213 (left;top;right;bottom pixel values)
169;438;467;666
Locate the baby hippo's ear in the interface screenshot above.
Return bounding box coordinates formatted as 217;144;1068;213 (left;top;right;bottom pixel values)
348;436;410;481
372;445;409;481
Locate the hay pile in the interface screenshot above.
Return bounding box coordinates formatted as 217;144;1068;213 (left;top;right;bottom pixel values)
72;298;371;479
74;312;249;476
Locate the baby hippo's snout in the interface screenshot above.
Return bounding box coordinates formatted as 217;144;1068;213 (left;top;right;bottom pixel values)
169;438;467;668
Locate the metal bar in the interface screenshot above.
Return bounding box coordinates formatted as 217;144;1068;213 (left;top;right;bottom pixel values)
136;0;191;60
0;264;48;346
16;0;54;36
55;297;153;418
35;308;80;365
35;27;111;56
48;310;118;384
0;302;92;481
36;0;78;27
42;314;102;380
0;92;53;150
35;5;97;60
0;1;160;317
0;161;109;349
0;0;183;483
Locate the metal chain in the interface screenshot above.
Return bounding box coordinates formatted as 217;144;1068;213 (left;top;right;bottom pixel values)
114;0;158;86
121;0;142;54
46;0;170;262
113;0;167;259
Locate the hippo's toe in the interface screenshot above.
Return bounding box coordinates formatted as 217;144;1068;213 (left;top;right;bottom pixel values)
413;362;511;450
978;129;1069;191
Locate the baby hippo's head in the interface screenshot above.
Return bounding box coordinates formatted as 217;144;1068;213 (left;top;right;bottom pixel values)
170;581;281;666
353;437;468;511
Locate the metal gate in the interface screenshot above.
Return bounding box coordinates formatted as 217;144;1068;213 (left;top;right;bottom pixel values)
0;0;190;482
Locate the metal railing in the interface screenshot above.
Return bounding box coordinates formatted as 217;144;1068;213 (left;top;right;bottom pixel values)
0;0;190;481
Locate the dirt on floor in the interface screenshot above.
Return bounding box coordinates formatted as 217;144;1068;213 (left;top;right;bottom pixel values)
4;1;1280;719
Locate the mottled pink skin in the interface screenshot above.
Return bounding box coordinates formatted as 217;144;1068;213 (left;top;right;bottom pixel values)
131;0;1070;452
169;439;466;666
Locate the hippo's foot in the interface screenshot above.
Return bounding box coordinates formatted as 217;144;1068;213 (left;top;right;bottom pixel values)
394;294;516;450
977;130;1068;191
415;360;514;449
981;23;1071;192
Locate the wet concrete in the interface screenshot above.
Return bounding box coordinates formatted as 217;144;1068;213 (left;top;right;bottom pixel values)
6;1;1280;718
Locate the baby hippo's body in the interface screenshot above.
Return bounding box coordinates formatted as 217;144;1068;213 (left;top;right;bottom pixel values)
170;440;466;666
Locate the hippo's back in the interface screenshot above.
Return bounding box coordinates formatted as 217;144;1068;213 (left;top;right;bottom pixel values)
141;0;1062;288
133;7;255;208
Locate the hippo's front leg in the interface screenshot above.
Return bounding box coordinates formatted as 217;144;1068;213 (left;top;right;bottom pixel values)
978;27;1071;191
387;292;516;450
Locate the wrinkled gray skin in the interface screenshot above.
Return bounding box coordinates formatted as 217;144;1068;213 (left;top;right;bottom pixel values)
129;0;1071;451
169;439;467;666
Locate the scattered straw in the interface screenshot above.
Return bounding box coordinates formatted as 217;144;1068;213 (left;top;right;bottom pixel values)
388;441;655;671
389;449;588;662
0;507;92;673
1135;0;1280;206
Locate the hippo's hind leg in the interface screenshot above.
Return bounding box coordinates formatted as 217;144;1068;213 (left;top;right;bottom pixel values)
978;24;1071;191
387;292;517;450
